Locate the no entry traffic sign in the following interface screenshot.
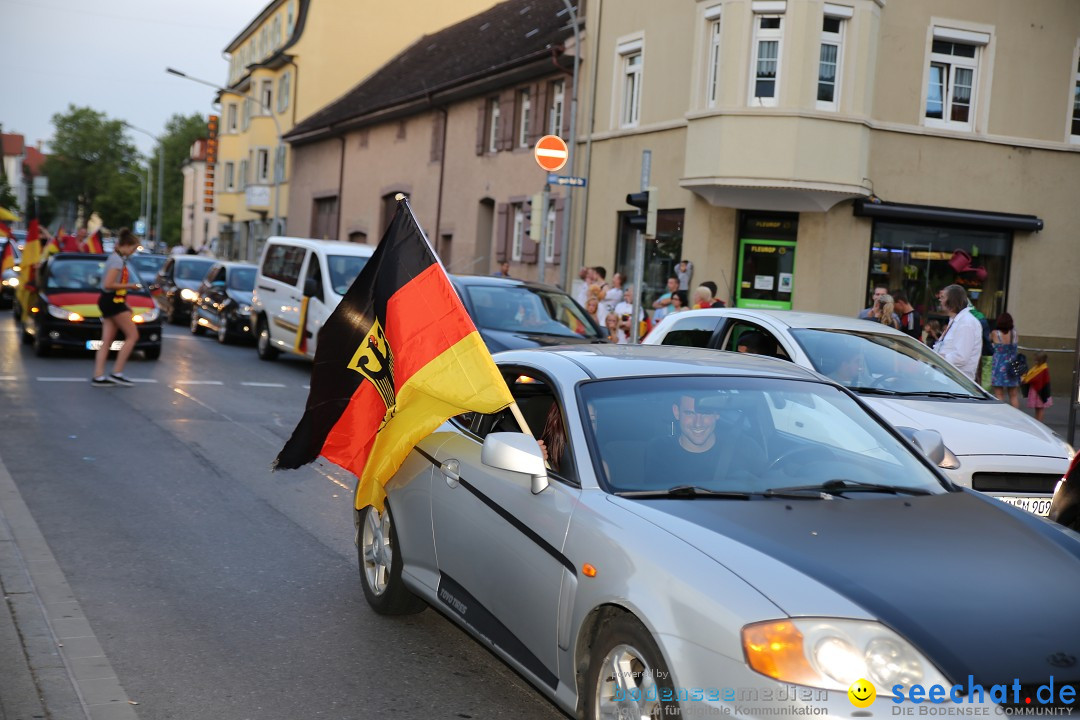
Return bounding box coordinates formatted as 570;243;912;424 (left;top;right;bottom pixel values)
534;135;569;172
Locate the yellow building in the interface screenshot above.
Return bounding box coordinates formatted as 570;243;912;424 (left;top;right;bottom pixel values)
214;0;498;261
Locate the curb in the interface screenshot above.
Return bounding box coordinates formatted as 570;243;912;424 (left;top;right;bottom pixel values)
0;455;138;720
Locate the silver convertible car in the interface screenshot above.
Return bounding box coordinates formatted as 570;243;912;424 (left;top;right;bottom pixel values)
357;346;1080;719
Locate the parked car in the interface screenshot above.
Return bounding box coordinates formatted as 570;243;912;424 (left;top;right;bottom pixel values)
1;237;22;309
360;344;1080;719
189;261;256;344
251;237;376;361
127;252;168;289
15;253;161;359
449;274;606;351
151;255;216;324
643;308;1073;517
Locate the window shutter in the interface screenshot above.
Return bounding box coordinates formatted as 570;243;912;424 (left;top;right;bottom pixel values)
476;104;487;155
495;204;510;262
499;95;515;150
561;84;572;137
531;82;548;144
553;197;565;263
522;232;538;263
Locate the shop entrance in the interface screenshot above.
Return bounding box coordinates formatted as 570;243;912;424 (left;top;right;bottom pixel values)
735;212;798;310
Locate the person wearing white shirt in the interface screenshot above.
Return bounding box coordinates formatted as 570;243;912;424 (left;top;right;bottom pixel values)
934;284;982;381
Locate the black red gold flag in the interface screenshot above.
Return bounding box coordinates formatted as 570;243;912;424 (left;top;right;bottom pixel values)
274;199;513;510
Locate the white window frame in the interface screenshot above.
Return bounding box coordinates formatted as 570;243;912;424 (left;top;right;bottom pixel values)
704;5;723;108
817;5;851;111
260;79;273;115
750;12;784;107
238;159;248;190
223;161;235;191
255;147;271;184
518;88;531;148
488;98;501;153
924;27;989;131
1070;41;1080;143
549;80;565;135
618;40;644;128
227;103;238;132
511;204;524;261
242;95;252;130
277;72;290;113
544;201;556;263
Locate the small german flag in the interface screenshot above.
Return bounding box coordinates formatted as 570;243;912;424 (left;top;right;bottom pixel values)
84;229;104;254
274;198;514;511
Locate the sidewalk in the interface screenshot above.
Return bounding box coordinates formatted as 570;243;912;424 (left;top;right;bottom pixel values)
0;454;137;720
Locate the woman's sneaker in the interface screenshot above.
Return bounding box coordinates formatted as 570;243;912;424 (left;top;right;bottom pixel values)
109;374;135;387
91;376;116;387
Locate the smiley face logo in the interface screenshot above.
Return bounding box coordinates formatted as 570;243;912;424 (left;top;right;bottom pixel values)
848;678;876;708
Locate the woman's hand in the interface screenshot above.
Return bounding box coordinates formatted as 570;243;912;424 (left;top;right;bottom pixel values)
536;439;549;462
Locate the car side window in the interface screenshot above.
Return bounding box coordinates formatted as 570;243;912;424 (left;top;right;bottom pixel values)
723;322;789;361
659;316;723;348
305;255;324;302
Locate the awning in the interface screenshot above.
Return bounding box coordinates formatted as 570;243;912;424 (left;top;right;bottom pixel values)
853;199;1043;232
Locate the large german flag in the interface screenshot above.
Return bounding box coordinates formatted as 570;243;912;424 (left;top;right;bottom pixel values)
274;199;514;511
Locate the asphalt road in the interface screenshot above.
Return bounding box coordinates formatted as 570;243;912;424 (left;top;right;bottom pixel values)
0;318;566;719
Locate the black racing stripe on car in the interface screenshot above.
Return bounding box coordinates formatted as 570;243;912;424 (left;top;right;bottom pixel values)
437;572;558;689
414;446;439;466
456;477;577;576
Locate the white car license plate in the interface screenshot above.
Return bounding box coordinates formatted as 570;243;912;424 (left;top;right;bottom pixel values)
996;496;1052;517
86;340;125;351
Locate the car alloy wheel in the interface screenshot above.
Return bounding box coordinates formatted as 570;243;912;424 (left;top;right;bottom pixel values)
189;310;204;335
256;317;279;360
217;320;229;344
357;504;425;615
586;615;677;720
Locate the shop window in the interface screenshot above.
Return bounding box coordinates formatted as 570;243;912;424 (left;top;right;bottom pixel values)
735;212;797;309
1071;45;1080;142
615;209;684;309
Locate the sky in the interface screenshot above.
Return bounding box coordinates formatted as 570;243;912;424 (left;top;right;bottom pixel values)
2;0;270;157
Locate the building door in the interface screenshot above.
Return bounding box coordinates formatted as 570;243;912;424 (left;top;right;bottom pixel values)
735;212;798;309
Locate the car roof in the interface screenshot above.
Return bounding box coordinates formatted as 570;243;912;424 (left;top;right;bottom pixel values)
48;253;106;262
450;274;571;294
669;308;910;336
264;236;375;256
494;344;826;381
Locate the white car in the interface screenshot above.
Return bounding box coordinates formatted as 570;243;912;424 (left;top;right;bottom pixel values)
250;236;375;361
643;309;1073;517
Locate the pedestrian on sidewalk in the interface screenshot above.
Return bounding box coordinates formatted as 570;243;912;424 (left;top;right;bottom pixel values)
989;312;1020;408
92;228;141;387
1022;351;1052;423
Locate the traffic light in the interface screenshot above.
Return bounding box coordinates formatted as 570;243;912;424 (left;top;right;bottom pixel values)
525;192;543;240
625;187;657;236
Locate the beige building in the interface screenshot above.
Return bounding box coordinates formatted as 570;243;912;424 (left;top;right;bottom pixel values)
285;0;578;282
214;0;498;262
180;138;219;252
578;0;1079;379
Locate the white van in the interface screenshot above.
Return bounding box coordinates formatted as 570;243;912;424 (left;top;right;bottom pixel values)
251;236;375;360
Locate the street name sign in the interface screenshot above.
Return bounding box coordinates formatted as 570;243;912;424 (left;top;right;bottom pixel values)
534;135;569;172
546;173;587;187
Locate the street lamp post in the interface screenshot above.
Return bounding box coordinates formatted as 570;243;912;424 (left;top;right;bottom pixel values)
166;67;284;246
118;166;146;226
124;122;165;248
559;0;581;293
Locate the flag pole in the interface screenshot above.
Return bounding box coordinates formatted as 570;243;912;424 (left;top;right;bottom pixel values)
396;194;540;445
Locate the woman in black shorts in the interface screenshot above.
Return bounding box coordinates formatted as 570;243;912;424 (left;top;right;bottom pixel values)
92;228;142;387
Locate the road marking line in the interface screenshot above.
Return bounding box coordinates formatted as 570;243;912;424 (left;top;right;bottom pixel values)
37;377;89;382
175;380;224;385
131;378;158;383
0;376;17;381
241;382;286;388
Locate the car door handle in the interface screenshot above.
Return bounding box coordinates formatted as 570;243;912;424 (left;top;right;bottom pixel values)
441;459;460;488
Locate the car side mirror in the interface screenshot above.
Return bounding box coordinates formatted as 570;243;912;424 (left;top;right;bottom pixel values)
897;426;946;466
481;432;549;494
303;277;319;297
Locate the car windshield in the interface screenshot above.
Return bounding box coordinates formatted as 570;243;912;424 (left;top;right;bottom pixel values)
128;255;166;284
466;285;602;339
580;376;947;496
176;258;215;281
327;255;369;295
789;329;985;398
228;267;256;292
45;258;106;291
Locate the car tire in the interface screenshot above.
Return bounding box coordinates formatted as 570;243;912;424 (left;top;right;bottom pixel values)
144;346;161;360
216;320;229;344
256;317;279;361
584;614;678;720
357;504;426;615
32;323;50;357
189;310;204;336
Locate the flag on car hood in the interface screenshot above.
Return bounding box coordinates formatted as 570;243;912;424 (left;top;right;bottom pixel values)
274;198;513;511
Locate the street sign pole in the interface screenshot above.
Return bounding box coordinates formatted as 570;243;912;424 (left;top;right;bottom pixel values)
537;183;551;285
631;150;651;344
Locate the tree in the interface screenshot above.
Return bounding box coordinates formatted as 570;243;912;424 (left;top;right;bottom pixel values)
153;113;207;247
0;175;17;213
43;105;142;229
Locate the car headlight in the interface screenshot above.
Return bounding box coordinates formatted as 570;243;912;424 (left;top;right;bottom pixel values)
237;303;252;316
3;277;17;287
47;304;83;321
133;308;159;323
742;618;949;695
180;288;199;302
